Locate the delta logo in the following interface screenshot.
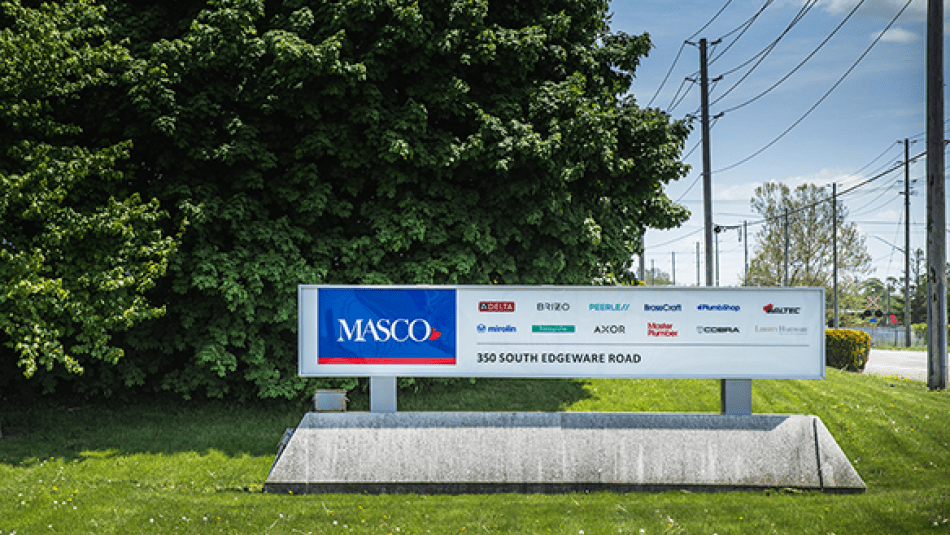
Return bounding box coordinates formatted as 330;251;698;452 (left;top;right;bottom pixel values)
647;322;678;337
763;304;801;315
479;301;515;313
337;318;442;342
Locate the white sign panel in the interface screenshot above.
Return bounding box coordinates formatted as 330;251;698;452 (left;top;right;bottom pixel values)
298;285;825;379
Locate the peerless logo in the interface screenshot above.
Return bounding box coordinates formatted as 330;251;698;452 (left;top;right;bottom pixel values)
593;325;626;334
644;304;682;312
537;302;570;311
477;324;517;334
697;304;740;312
697;326;740;334
647;322;677;337
590;303;630;311
763;304;801;314
337;319;441;342
479;301;515;312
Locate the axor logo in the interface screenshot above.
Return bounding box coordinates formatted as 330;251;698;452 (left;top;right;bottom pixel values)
337;318;442;342
593;325;626;334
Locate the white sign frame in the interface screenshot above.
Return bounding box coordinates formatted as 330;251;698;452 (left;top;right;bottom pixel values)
298;285;825;380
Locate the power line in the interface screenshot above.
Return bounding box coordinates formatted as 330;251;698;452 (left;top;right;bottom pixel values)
710;0;818;106
712;0;915;174
708;0;777;66
647;0;737;108
717;0;867;115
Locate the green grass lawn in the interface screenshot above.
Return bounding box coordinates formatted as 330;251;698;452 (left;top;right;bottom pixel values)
1;369;947;534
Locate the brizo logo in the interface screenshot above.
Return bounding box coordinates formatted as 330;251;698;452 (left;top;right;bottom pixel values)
537;302;570;311
697;304;740;312
337;319;441;342
589;303;630;311
479;301;515;312
644;304;682;312
763;304;801;315
696;326;740;334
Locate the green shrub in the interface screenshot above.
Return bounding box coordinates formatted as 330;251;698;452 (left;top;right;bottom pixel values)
825;329;871;371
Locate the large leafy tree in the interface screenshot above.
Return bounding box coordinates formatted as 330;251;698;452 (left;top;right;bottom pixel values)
0;0;178;389
745;182;871;289
8;0;692;399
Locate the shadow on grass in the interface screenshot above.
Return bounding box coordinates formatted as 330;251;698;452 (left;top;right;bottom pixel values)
0;378;592;465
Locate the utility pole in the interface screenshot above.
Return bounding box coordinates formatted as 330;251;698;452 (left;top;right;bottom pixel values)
743;221;749;286
651;259;655;286
927;0;947;389
900;139;912;346
784;208;790;287
696;242;700;286
672;251;676;286
833;183;839;329
714;225;721;287
700;38;714;288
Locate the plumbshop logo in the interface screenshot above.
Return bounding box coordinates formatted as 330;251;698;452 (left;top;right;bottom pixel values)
589;303;630;311
644;304;683;312
697;304;740;312
763;304;801;315
337;318;442;342
479;301;515;312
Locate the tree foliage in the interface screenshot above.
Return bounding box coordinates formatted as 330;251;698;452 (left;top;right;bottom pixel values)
745;182;871;288
0;0;178;387
6;0;692;399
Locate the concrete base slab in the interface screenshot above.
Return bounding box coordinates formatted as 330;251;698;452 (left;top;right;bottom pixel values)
264;412;865;494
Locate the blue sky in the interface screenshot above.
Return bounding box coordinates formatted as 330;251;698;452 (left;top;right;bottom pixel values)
607;0;943;287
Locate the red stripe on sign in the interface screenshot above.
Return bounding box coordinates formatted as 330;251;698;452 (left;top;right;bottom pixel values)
318;358;456;365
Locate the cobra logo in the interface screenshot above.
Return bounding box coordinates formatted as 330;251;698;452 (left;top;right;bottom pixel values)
337;319;442;342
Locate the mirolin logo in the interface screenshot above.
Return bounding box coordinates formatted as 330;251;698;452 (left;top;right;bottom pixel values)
337;319;441;342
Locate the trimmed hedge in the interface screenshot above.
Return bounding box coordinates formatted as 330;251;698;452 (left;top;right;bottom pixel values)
826;329;871;371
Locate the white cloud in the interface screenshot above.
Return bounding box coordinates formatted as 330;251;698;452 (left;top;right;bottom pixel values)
875;26;920;43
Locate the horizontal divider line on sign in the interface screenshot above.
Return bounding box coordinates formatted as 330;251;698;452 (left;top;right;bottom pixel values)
473;343;810;348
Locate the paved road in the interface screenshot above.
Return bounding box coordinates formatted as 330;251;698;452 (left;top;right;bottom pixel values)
864;349;927;382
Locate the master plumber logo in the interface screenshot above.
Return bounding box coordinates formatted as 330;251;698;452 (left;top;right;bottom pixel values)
763;303;801;314
644;304;682;312
479;301;515;312
589;303;630;311
337;318;442;342
537;302;570;311
647;322;677;337
697;326;740;334
477;324;517;334
697;304;740;312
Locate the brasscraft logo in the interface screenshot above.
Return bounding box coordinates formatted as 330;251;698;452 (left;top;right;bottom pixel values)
337;318;442;342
